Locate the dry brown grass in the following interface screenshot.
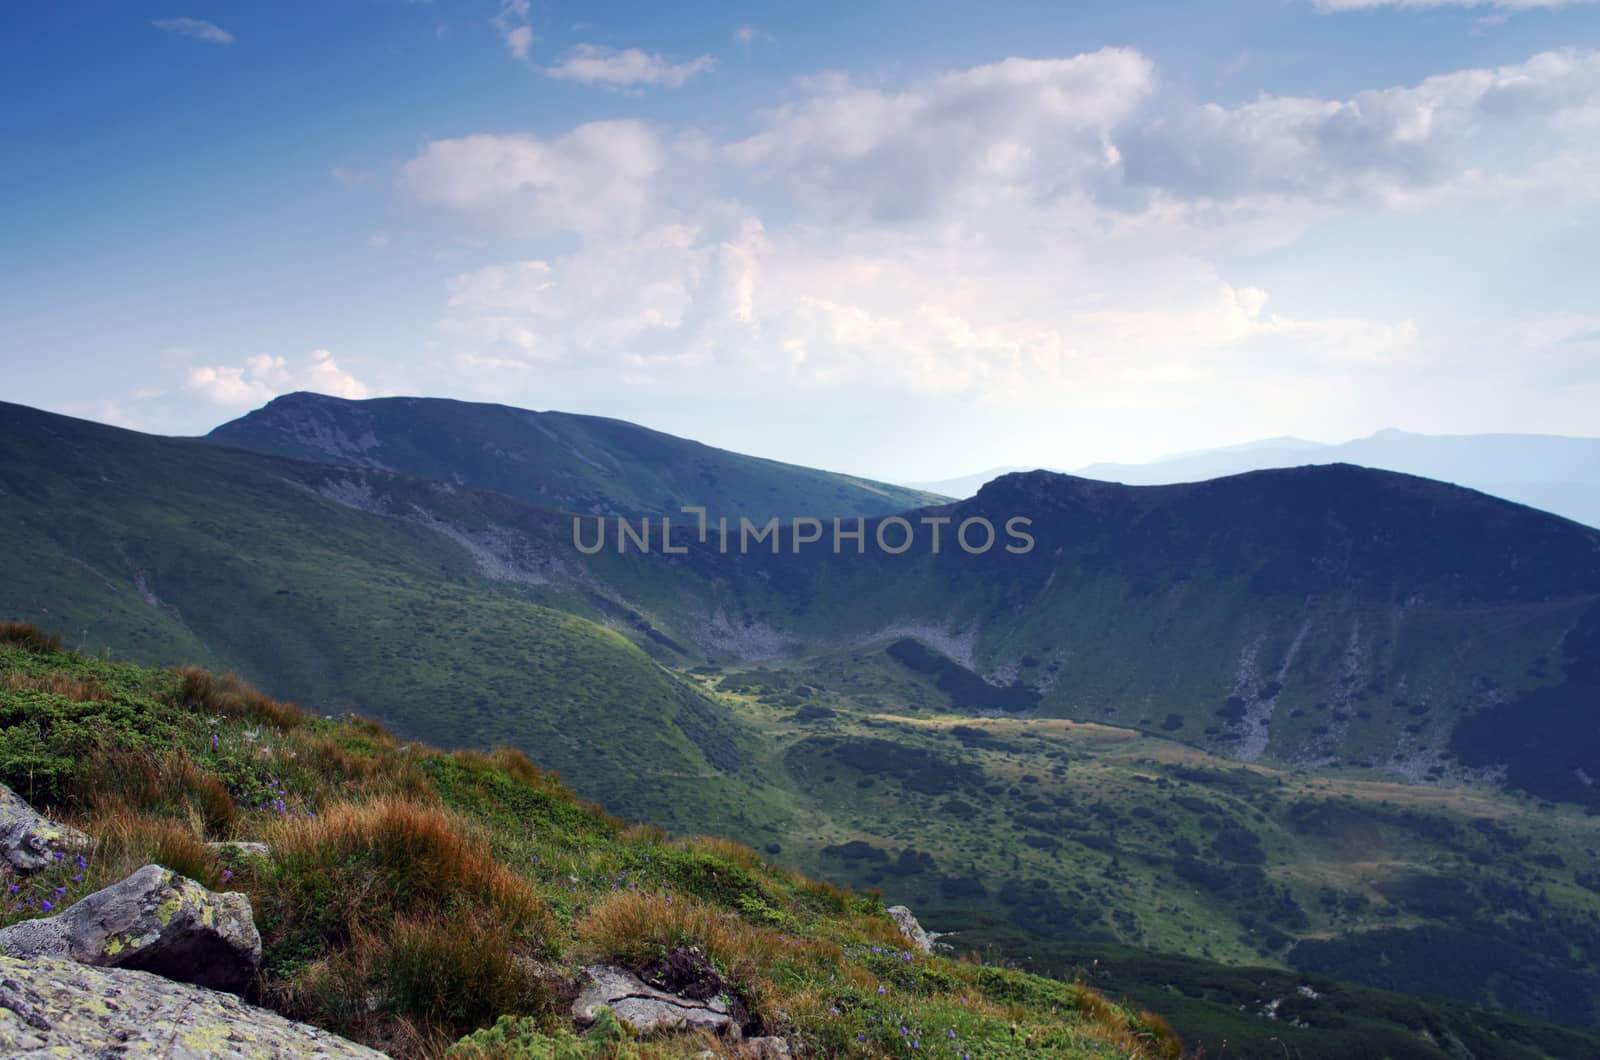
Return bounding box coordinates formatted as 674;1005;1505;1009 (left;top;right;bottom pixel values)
263;797;549;936
678;834;763;872
293;910;548;1049
72;747;237;837
577;889;834;980
82;804;220;887
178;666;307;730
0;622;63;653
1;670;107;702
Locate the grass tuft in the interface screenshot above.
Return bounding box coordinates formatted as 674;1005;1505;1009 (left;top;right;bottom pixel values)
0;621;64;653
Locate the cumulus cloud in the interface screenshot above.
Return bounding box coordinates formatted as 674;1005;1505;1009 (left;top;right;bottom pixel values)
186;350;370;408
152;18;233;45
402;46;1600;434
398;120;673;236
1117;48;1600;208
729;50;1157;222
545;45;714;88
491;0;533;59
729;47;1600;222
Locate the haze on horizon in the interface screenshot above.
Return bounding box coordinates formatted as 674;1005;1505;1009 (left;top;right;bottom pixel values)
3;1;1597;482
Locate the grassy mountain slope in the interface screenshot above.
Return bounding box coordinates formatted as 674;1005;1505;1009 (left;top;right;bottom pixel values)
682;645;1600;1035
549;466;1600;800
204;392;946;522
0;401;773;831
9;400;1600;1037
0;625;1182;1059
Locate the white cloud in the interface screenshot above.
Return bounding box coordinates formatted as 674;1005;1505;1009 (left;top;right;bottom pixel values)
729;51;1158;222
491;0;533;59
405;46;1600;452
367;230;391;248
152;18;233;45
545;45;714;88
398;120;670;236
728;47;1600;222
186;350;370;408
733;25;773;46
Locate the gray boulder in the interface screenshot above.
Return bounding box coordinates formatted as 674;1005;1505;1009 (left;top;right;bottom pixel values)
0;954;385;1058
0;785;90;874
0;864;261;992
886;905;948;954
573;963;735;1037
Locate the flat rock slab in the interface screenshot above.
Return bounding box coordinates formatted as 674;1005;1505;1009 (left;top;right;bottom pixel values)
573;963;734;1037
0;864;261;992
0;784;91;874
0;954;385;1058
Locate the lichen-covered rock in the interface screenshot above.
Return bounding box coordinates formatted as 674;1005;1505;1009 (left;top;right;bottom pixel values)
0;864;261;992
0;954;385;1058
207;840;270;859
0;784;90;874
573;963;735;1037
886;905;947;954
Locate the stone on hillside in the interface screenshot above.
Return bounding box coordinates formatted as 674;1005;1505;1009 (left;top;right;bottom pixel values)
573;963;735;1038
0;784;91;874
207;840;270;858
0;954;385;1058
887;905;949;954
0;864;261;992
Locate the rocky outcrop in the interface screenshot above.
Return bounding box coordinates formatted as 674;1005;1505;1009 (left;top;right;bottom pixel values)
887;905;948;954
573;963;735;1037
0;954;384;1058
0;785;90;874
0;864;260;992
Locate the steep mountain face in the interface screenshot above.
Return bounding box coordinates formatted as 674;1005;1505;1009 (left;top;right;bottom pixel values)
204;391;945;522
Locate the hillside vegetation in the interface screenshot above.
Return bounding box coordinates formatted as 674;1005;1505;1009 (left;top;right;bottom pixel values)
0;622;1178;1058
7;399;1600;1040
205;392;946;522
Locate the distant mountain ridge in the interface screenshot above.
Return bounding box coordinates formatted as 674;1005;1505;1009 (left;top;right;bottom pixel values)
205;391;947;522
909;428;1600;528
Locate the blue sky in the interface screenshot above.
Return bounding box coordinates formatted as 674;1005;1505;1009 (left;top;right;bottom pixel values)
2;1;1597;481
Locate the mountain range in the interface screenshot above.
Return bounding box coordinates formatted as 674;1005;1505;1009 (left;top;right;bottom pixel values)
5;392;1600;1041
909;428;1600;529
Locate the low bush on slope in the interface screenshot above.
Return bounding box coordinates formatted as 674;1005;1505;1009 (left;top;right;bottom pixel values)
0;622;1178;1059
